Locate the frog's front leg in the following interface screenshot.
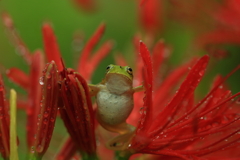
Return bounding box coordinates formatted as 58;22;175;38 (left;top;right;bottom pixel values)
88;84;100;96
133;85;144;93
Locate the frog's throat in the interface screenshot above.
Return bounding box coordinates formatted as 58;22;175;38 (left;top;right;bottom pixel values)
105;73;133;94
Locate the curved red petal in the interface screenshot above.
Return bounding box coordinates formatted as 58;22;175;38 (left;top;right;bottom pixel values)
42;23;63;71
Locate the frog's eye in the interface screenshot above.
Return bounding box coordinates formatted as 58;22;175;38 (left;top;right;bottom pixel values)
106;65;111;72
127;67;133;75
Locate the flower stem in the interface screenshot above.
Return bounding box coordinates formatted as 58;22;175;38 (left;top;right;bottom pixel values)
9;89;19;160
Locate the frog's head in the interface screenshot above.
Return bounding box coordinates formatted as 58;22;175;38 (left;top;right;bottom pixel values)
103;65;133;93
105;64;133;82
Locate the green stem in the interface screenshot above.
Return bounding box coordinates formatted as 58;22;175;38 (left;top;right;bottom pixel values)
9;89;19;160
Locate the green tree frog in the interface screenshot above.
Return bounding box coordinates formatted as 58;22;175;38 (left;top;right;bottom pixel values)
88;64;143;150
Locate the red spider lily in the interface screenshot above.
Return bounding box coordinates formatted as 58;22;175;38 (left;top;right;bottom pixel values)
2;14;112;159
126;41;240;159
42;22;112;158
0;75;10;159
196;0;240;47
138;0;162;35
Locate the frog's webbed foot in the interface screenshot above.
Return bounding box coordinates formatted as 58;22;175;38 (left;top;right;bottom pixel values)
107;132;134;151
105;123;135;151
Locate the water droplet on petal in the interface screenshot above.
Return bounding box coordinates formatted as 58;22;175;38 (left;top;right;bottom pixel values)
47;84;51;89
37;144;43;152
39;77;44;85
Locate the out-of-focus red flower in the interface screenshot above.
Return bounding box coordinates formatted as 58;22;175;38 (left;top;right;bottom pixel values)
0;75;10;160
42;23;113;81
196;0;240;48
138;0;162;36
72;0;95;11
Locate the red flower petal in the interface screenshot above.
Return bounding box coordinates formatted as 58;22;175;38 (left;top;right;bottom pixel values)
139;0;162;34
148;55;209;137
85;40;113;80
152;40;170;81
27;50;45;148
6;68;30;90
56;138;77;160
42;23;63;71
153;60;195;112
77;23;105;79
135;41;153;134
196;29;240;47
0;75;10;159
33;61;60;157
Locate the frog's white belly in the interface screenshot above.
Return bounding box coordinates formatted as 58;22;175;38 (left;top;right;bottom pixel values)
96;89;133;125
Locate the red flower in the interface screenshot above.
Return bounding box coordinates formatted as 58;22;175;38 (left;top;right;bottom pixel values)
2;13;112;159
125;41;240;159
1;12;240;160
0;75;10;159
138;0;163;35
196;0;240;47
